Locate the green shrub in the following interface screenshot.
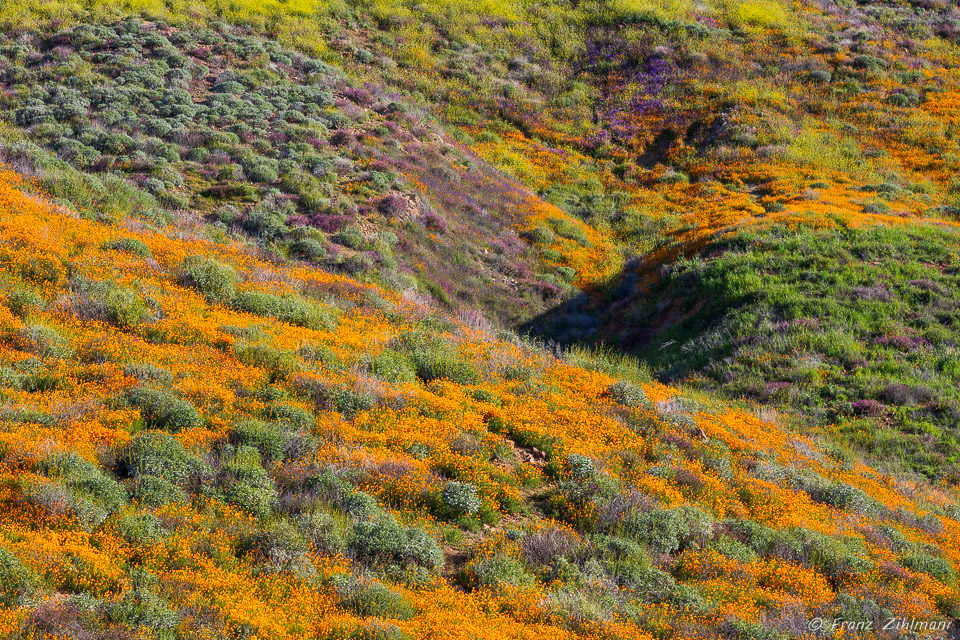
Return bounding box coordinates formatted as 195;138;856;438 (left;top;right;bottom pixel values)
697;442;733;480
239;521;308;571
854;54;886;70
116;432;201;483
297;343;343;369
719;620;788;640
608;381;650;408
6;287;43;318
335;224;364;250
370;350;417;383
565;454;597;480
235;343;300;382
556;266;576;282
0;547;38;607
764;201;787;213
261;402;316;430
218;164;242;181
625;506;713;554
343;253;373;274
295;511;349;555
26;453;126;528
39;452;126;514
390;332;481;385
342;491;381;519
295;238;327;260
332;621;413;640
299;379;376;417
122;363;174;385
440;481;481;517
334;576;416;620
214;204;240;224
65;279;149;328
564;344;651;385
888;93;912;107
541;249;563;262
16;253;60;286
794;474;880;514
126;387;202;432
177;256;237;304
807;70;833;83
230;420;286;462
793;529;873;585
529;226;555;245
462;554;534;590
116;512;168;545
131;475;186;506
0;407;57;427
105;584;178;638
902;552;956;583
243;203;288;240
327;385;377;417
219;445;278;519
550;218;592;246
351;517;444;571
231;291;339;330
19;323;73;358
862;200;891;214
102;286;149;329
468;389;500;406
241;155;280;183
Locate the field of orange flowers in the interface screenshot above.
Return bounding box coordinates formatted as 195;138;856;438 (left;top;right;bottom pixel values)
0;163;956;638
0;1;958;638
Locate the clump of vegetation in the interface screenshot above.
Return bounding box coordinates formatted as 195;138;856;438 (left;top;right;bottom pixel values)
177;256;237;304
126;387;202;431
390;331;481;384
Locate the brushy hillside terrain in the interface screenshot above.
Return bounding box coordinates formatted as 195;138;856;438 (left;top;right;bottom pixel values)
4;0;960;480
0;163;959;639
0;0;958;639
0;17;615;327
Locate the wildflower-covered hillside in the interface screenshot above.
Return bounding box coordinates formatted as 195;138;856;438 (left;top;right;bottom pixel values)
0;17;615;327
4;0;960;479
0;161;959;638
0;1;959;638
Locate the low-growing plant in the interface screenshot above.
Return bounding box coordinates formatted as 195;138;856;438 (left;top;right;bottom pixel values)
460;554;534;591
0;547;38;607
218;445;279;519
18;323;73;359
440;481;481;518
390;332;481;385
902;552;956;583
625;506;713;555
177;256;237;304
230;420;286;462
351;517;444;571
334;576;416;620
6;286;43;318
369;350;416;383
295;510;350;555
235;342;300;382
126;387;202;432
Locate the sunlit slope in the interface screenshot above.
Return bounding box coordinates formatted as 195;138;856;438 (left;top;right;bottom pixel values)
0;16;619;328
0;167;956;637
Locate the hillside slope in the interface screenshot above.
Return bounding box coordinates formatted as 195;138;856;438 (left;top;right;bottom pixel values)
0;17;617;327
0;162;957;637
0;2;958;638
4;1;960;480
